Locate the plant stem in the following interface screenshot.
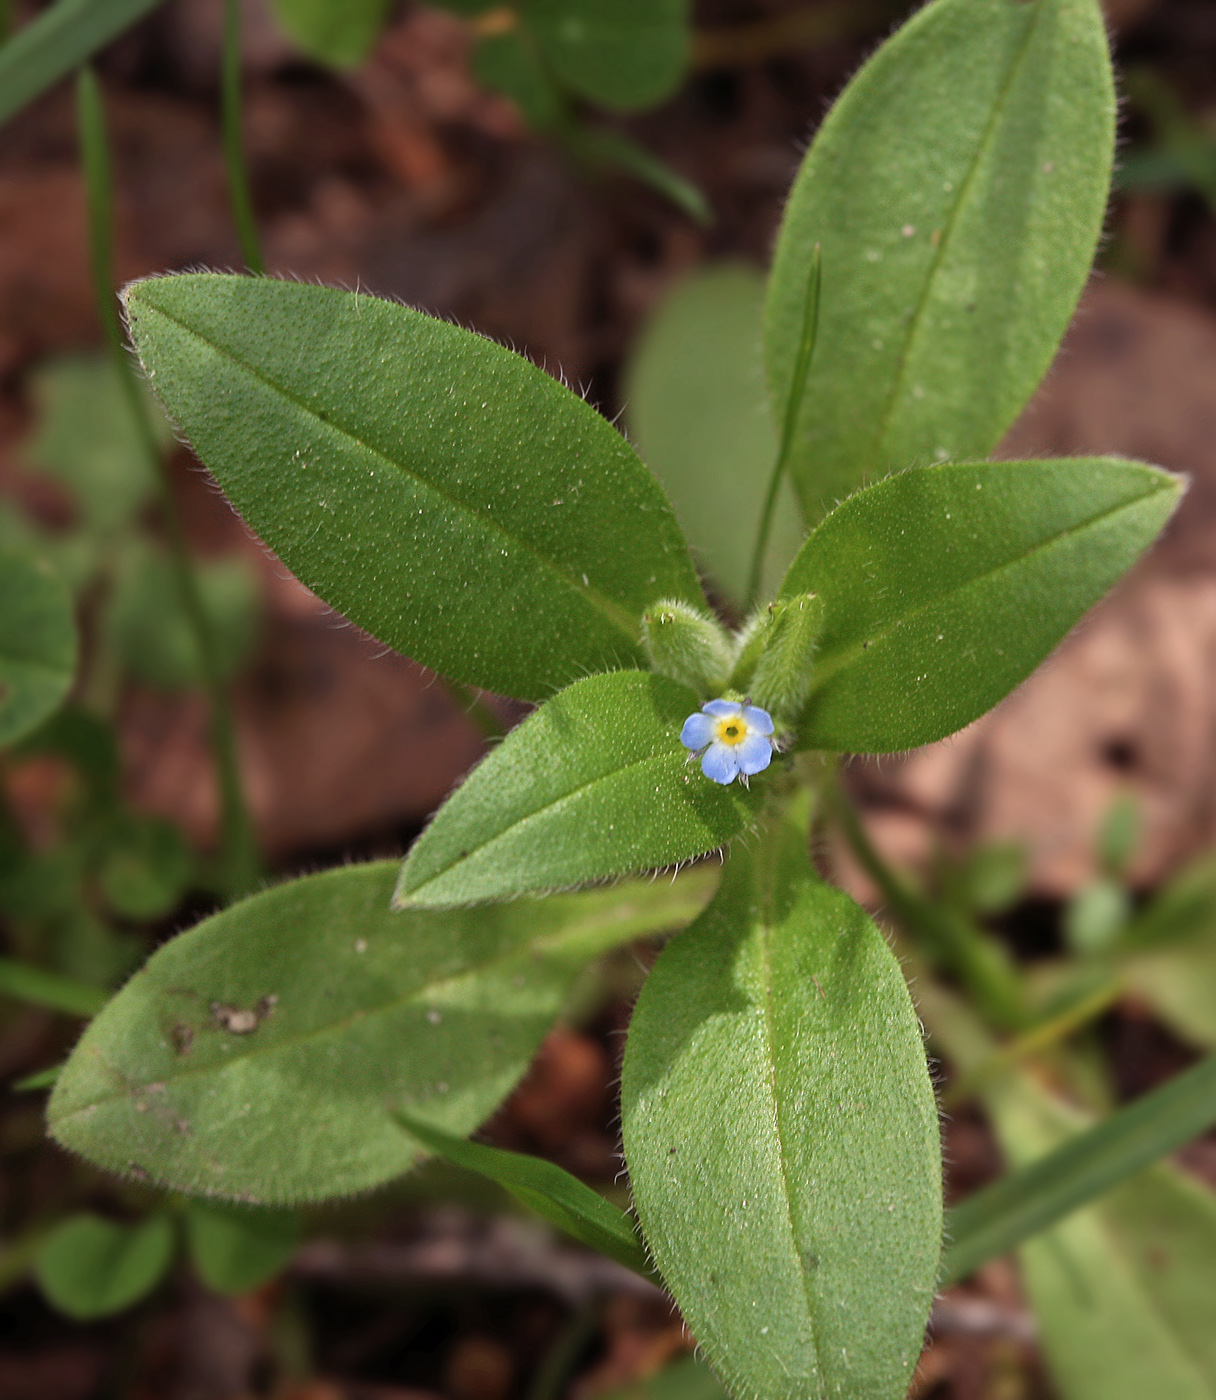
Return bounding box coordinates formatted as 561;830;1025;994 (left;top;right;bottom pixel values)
221;0;265;274
76;66;259;898
744;244;820;609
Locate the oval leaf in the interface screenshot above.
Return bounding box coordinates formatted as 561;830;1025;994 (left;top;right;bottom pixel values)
781;458;1182;753
267;0;393;66
395;671;760;909
0;546;77;747
35;1213;175;1320
622;830;942;1400
522;0;689;111
122;274;703;702
398;1110;649;1275
765;0;1115;517
185;1201;300;1295
48;862;712;1203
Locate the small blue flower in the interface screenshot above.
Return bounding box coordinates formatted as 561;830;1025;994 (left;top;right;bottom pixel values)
680;699;775;785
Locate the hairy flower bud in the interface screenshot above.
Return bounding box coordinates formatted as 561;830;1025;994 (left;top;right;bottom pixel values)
748;592;824;720
641;599;733;694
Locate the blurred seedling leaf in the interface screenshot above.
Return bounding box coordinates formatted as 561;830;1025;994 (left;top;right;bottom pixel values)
49;862;714;1203
779;459;1182;753
123;274;704;702
766;0;1115;519
35;1212;175;1320
106;545;260;689
0;546;78;748
1098;793;1141;878
625;264;801;609
950;841;1028;917
599;1356;729;1400
398;1110;650;1275
184;1200;300;1295
267;0;394;67
622;829;941;1400
23;355;170;536
1064;878;1130;958
395;671;760;909
99;812;195;922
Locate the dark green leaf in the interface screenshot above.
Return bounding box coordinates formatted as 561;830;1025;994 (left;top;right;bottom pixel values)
0;546;77;747
398;1110;649;1275
266;0;393;66
473;31;566;131
0;0;165;129
99;812;194;922
599;1357;729;1400
185;1201;300;1294
942;1051;1216;1286
35;1213;175;1320
395;671;760;909
765;0;1115;517
0;957;106;1018
124;274;703;701
522;0;689;111
781;459;1181;753
624;264;801;607
49;862;713;1203
622;831;941;1400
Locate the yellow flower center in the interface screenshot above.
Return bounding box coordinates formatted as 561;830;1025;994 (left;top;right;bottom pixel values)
715;716;747;746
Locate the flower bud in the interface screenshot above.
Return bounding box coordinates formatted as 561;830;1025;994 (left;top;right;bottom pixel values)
748;592;824;720
641;599;733;694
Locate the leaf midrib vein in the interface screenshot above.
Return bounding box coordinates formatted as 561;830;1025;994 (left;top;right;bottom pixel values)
869;4;1047;469
136;295;642;643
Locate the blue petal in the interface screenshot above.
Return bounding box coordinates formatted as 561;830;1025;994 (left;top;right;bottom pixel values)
701;741;740;785
741;704;774;737
680;713;716;750
737;732;773;776
703;698;742;719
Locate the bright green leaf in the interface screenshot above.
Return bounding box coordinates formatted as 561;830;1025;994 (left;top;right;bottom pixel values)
266;0;393;66
398;1110;650;1275
624;265;801;608
0;0;165;129
0;956;106;1018
123;274;703;702
23;355;168;535
185;1201;300;1295
522;0;689;111
395;671;760;909
780;459;1181;753
35;1212;175;1320
622;831;942;1400
0;547;77;748
49;861;713;1203
765;0;1115;518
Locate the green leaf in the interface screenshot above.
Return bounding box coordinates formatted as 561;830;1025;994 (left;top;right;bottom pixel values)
985;1077;1216;1400
0;0;165;129
1125;943;1216;1050
266;0;393;66
23;355;168;536
563;126;710;228
0;546;77;748
185;1201;300;1295
35;1212;175;1320
395;671;760;910
621;830;942;1400
765;0;1115;518
942;1051;1216;1286
779;458;1181;753
600;1356;728;1400
13;1063;63;1092
397;1110;650;1275
48;861;713;1203
473;31;567;131
99;812;194;922
123;274;702;702
521;0;689;111
624;265;801;608
0;956;106;1018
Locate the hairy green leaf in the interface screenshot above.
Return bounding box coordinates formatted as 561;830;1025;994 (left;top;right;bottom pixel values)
49;862;712;1203
0;547;77;748
622;831;941;1400
780;459;1181;753
267;0;393;65
185;1201;300;1295
123;274;703;702
398;1111;649;1274
765;0;1115;517
624;265;801;608
0;0;164;129
522;0;689;111
395;671;759;909
35;1213;175;1320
